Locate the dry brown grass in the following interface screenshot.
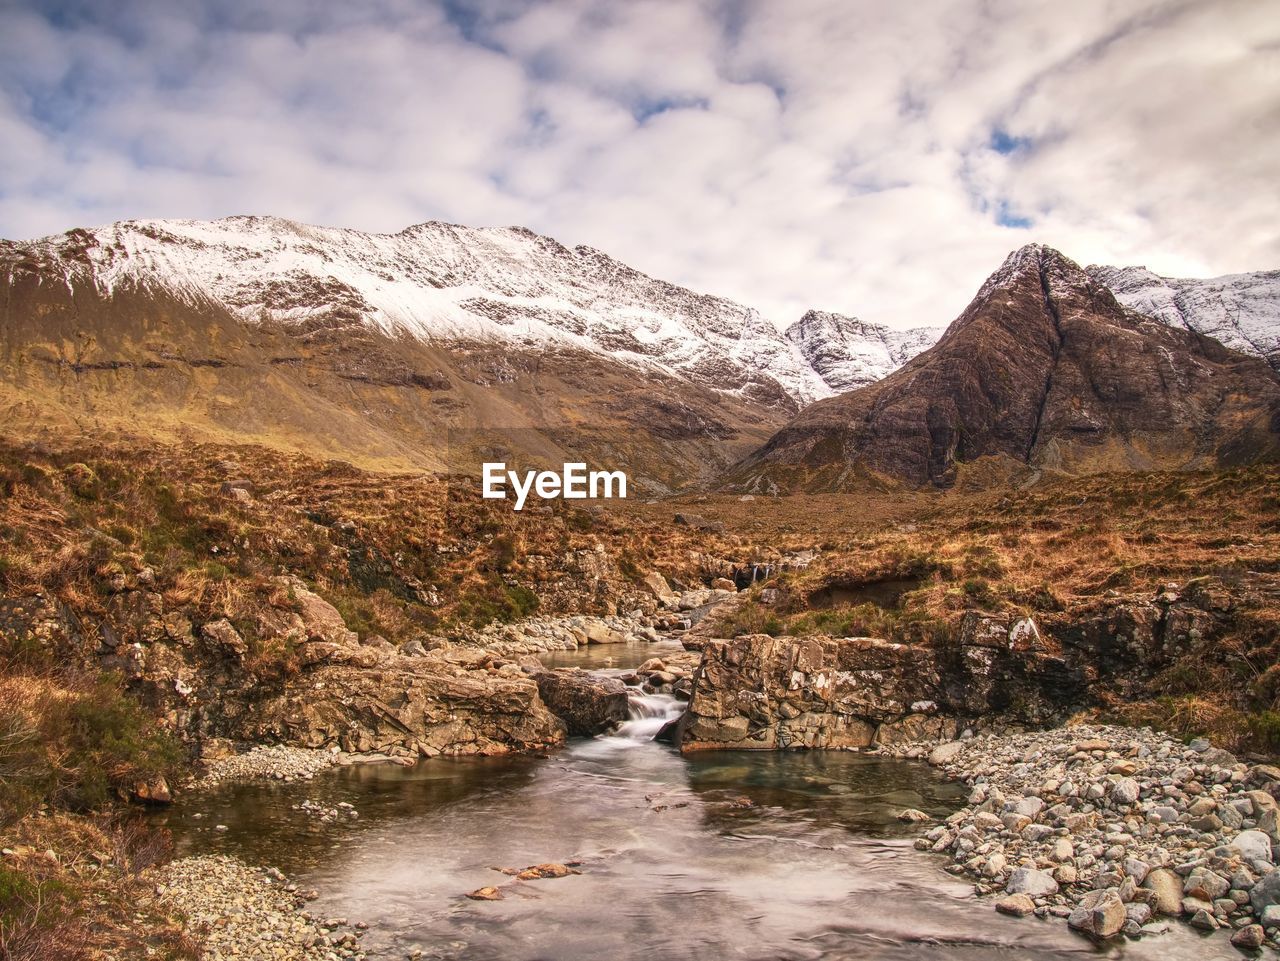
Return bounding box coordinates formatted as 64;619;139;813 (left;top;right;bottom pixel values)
701;466;1280;753
0;814;197;961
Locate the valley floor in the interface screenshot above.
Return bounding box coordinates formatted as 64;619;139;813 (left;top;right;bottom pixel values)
1;437;1278;957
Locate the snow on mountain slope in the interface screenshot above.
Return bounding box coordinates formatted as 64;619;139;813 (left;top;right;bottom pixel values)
783;310;944;393
1088;264;1280;370
9;216;852;407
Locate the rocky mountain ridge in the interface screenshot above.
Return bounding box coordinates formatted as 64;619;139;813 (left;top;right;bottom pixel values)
783;309;944;393
730;244;1280;489
3;215;923;409
1089;263;1280;371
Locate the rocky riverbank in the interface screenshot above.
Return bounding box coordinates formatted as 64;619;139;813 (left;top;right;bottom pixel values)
883;724;1280;950
152;855;366;960
444;613;667;656
199;744;338;784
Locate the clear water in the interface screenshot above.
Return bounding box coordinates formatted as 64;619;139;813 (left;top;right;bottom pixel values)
534;639;684;671
157;671;1237;959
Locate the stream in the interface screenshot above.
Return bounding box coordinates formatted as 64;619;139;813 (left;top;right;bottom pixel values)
158;643;1231;960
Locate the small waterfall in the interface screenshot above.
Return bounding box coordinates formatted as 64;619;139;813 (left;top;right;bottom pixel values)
616;690;683;741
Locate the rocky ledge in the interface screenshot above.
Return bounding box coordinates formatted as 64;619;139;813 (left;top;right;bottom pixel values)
884;724;1280;949
674;629;1082;752
438;613;666;656
152;855;366;960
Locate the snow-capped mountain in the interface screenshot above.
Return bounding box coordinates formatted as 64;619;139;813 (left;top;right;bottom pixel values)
0;215;939;485
9;216;870;408
729;244;1280;492
1088;264;1280;371
783;310;943;393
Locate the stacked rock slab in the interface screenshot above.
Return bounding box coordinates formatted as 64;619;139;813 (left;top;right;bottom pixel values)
676;631;1087;751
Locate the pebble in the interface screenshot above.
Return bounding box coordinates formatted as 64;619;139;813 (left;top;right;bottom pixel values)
886;723;1280;946
201;745;336;784
152;855;366;959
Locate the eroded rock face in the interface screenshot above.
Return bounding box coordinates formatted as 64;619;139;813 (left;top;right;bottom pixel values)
245;649;566;757
677;632;1087;752
533;669;631;736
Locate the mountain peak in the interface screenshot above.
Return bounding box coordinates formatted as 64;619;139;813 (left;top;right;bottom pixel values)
4;213;879;411
729;244;1280;490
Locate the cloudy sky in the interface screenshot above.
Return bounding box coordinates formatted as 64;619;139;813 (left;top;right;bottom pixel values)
1;0;1276;329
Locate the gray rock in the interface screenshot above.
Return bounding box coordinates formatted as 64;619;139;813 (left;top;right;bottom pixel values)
1250;869;1280;916
1011;796;1045;818
1232;830;1274;864
1188;908;1217;930
1184;870;1229;901
929;741;965;766
1110;778;1140;806
1232;924;1265;950
1006;867;1059;898
1068;889;1126;939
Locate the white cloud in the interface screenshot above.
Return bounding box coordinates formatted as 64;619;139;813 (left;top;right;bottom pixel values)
0;0;1276;330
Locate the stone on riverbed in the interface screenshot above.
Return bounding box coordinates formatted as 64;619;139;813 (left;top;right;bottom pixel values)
1005;867;1059;898
995;893;1036;917
1232;923;1266;950
881;722;1280;945
1067;889;1126;939
532;669;630;736
1231;830;1273;864
514;863;580;881
929;742;965;766
1249;868;1280;915
467;886;503;901
153;855;364;959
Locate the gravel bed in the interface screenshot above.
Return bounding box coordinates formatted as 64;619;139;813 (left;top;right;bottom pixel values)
201;745;337;784
883;723;1280;950
153;855;365;960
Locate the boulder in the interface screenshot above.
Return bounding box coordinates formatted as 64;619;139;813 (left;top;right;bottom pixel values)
583;621;628;645
895;809;931;823
673;513;724;532
1184;870;1229;902
1232;830;1274;864
276;575;358;646
129;777;172;805
929;741;965;766
1250;868;1280;916
245;650;566;757
200;618;247;656
1232;924;1265;951
642;572;679;607
995;893;1036;917
1109;777;1140;805
1142;868;1183;915
534;669;631;736
1005;867;1059;898
1067;889;1126;939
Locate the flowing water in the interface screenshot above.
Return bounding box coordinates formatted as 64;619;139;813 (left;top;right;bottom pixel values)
158;643;1234;960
